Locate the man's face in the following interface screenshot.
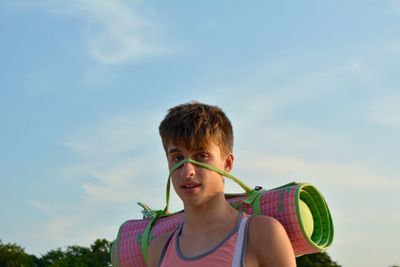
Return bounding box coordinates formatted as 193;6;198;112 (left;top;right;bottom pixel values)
166;141;233;207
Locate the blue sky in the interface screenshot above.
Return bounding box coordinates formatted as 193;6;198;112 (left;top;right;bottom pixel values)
1;1;400;266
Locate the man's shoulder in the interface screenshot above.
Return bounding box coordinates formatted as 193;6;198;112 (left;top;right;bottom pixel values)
248;215;284;236
151;230;175;246
246;215;296;267
247;215;288;247
147;230;175;267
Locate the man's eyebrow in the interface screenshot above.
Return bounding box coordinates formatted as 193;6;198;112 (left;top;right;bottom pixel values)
167;148;181;155
167;147;208;155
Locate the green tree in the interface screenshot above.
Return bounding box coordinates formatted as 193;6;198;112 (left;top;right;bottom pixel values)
0;240;37;267
36;239;111;267
297;252;341;267
38;247;70;267
90;239;112;266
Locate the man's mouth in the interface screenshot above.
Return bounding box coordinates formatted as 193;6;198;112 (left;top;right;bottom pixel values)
181;184;200;188
180;183;201;190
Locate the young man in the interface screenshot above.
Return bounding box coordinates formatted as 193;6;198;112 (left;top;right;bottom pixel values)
147;102;295;267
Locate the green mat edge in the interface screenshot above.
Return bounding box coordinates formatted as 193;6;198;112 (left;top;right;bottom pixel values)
295;183;334;250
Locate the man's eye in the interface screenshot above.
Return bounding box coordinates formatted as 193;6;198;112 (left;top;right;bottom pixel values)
197;153;209;161
172;155;183;162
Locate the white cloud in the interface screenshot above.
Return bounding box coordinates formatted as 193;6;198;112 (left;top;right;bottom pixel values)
63;112;165;202
46;216;81;239
385;0;400;15
19;0;168;64
64;113;158;159
201;35;400;126
29;200;54;214
25;112;169;253
80;0;167;64
366;95;400;127
236;152;400;189
80;155;165;203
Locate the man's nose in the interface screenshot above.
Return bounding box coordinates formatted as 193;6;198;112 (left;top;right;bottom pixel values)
180;161;195;178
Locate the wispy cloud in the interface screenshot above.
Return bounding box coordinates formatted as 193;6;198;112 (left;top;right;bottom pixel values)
18;0;168;65
385;0;400;15
64;114;155;160
80;0;168;64
29;200;54;214
234;152;400;189
29;112;169;252
46;216;81;239
366;95;400;127
80;155;165;203
63;112;165;203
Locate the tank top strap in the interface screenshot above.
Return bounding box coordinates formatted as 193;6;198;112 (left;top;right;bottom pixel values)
232;214;254;267
158;224;182;267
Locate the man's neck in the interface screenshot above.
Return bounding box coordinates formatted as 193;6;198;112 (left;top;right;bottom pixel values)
182;193;239;235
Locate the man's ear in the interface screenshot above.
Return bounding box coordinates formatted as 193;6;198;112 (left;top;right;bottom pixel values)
224;153;234;172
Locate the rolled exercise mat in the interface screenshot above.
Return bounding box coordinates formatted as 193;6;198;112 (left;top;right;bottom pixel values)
111;159;334;267
226;182;334;255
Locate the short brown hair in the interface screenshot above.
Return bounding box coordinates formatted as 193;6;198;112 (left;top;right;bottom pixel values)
159;101;233;156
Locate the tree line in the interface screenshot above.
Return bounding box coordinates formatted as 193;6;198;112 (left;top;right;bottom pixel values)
0;239;111;267
0;238;343;267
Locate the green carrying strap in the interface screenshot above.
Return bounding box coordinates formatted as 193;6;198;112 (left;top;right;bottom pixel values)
243;188;264;215
140;209;164;262
140;158;258;262
164;158;253;213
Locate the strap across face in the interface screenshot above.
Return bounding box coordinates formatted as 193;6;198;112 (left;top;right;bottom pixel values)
164;158;252;213
169;158;226;177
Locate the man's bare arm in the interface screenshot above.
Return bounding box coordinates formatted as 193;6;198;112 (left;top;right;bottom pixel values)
146;232;171;267
248;216;296;267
